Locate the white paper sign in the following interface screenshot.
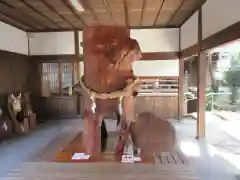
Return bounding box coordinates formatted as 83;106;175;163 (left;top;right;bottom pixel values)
121;154;134;163
134;156;141;162
72;153;90;160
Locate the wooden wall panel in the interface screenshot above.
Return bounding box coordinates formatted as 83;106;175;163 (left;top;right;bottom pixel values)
0;50;30;95
136;96;178;119
32;96;78;119
28;56;80;120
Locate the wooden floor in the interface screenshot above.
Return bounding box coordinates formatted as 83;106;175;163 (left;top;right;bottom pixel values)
2;115;202;180
30;112;176;163
4;163;200;180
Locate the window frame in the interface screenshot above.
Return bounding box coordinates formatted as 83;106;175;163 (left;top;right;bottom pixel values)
41;61;76;97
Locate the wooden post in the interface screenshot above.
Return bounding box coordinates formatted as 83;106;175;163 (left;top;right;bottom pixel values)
74;31;81;115
197;8;206;138
58;62;63;95
183;71;189;114
197;52;207;138
74;31;80;81
178;27;185;121
178;58;184;120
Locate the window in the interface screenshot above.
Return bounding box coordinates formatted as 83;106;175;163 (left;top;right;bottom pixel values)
42;62;75;96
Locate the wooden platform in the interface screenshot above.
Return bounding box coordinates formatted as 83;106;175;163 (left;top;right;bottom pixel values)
31;131;155;163
30;114;178;164
3;117;203;180
4;162;201;180
156;151;189;165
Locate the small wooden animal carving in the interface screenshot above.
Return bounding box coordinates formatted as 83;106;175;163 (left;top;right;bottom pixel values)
7;93;28;133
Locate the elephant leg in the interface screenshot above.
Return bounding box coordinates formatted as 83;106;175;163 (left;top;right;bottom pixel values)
83;109;95;154
116;111;120;127
129;122;141;156
93;113;103;154
101;119;108;152
83;110;103;155
117;118;140;156
115;119;130;154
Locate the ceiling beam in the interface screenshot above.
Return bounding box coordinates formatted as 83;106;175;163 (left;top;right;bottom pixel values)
0;0;47;29
167;0;185;25
27;25;177;33
123;0;128;26
103;0;115;24
41;0;77;29
0;1;39;30
0;13;29;30
19;0;61;29
139;0;146;26
179;0;207;27
61;0;86;26
79;0;98;21
153;0;166;26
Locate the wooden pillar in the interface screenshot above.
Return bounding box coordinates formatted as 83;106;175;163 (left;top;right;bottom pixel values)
197;8;206;138
178;28;184;120
178;59;184;120
74;31;80;80
74;31;81;115
197;53;207;138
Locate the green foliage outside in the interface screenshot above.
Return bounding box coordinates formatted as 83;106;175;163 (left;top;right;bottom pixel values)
205;52;240;110
205;88;214;111
224;52;240;104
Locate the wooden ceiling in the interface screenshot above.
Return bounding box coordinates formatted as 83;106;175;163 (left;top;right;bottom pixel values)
0;0;206;32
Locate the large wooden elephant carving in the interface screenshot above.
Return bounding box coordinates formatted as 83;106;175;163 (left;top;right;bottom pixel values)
75;26;142;155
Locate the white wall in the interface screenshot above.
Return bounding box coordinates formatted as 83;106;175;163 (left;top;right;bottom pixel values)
130;29;179;52
202;0;240;39
80;61;84;77
210;40;240;53
28;32;75;55
0;22;28;55
28;29;178;55
78;31;83;54
181;12;198;50
133;60;179;76
181;0;240;50
79;60;179;77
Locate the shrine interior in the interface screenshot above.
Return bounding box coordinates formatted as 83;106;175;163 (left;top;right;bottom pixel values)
0;0;240;180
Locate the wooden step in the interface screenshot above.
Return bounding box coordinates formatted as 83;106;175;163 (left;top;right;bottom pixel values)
4;162;201;180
